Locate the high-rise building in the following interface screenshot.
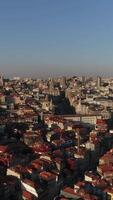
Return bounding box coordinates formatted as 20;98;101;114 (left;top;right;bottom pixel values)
97;76;101;89
60;76;66;89
82;76;85;85
0;75;4;87
49;78;54;88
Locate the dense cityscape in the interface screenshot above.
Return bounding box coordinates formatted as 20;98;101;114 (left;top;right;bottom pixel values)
0;75;113;199
1;0;113;199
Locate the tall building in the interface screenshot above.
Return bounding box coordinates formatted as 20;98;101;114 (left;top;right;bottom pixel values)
97;76;101;89
0;75;4;87
49;78;54;89
60;76;66;89
82;76;85;85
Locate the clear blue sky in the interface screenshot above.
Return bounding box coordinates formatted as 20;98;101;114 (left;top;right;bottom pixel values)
0;0;113;77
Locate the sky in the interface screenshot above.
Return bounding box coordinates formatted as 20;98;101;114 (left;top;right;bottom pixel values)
0;0;113;78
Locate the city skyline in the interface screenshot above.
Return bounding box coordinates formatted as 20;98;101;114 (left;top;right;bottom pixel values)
0;0;113;77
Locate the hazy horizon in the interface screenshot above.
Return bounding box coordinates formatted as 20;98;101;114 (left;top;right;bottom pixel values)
0;0;113;77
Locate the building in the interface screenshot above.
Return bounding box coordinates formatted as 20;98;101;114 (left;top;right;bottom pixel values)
97;76;101;89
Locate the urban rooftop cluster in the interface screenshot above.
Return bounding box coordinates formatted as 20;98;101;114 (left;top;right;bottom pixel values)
0;75;113;199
